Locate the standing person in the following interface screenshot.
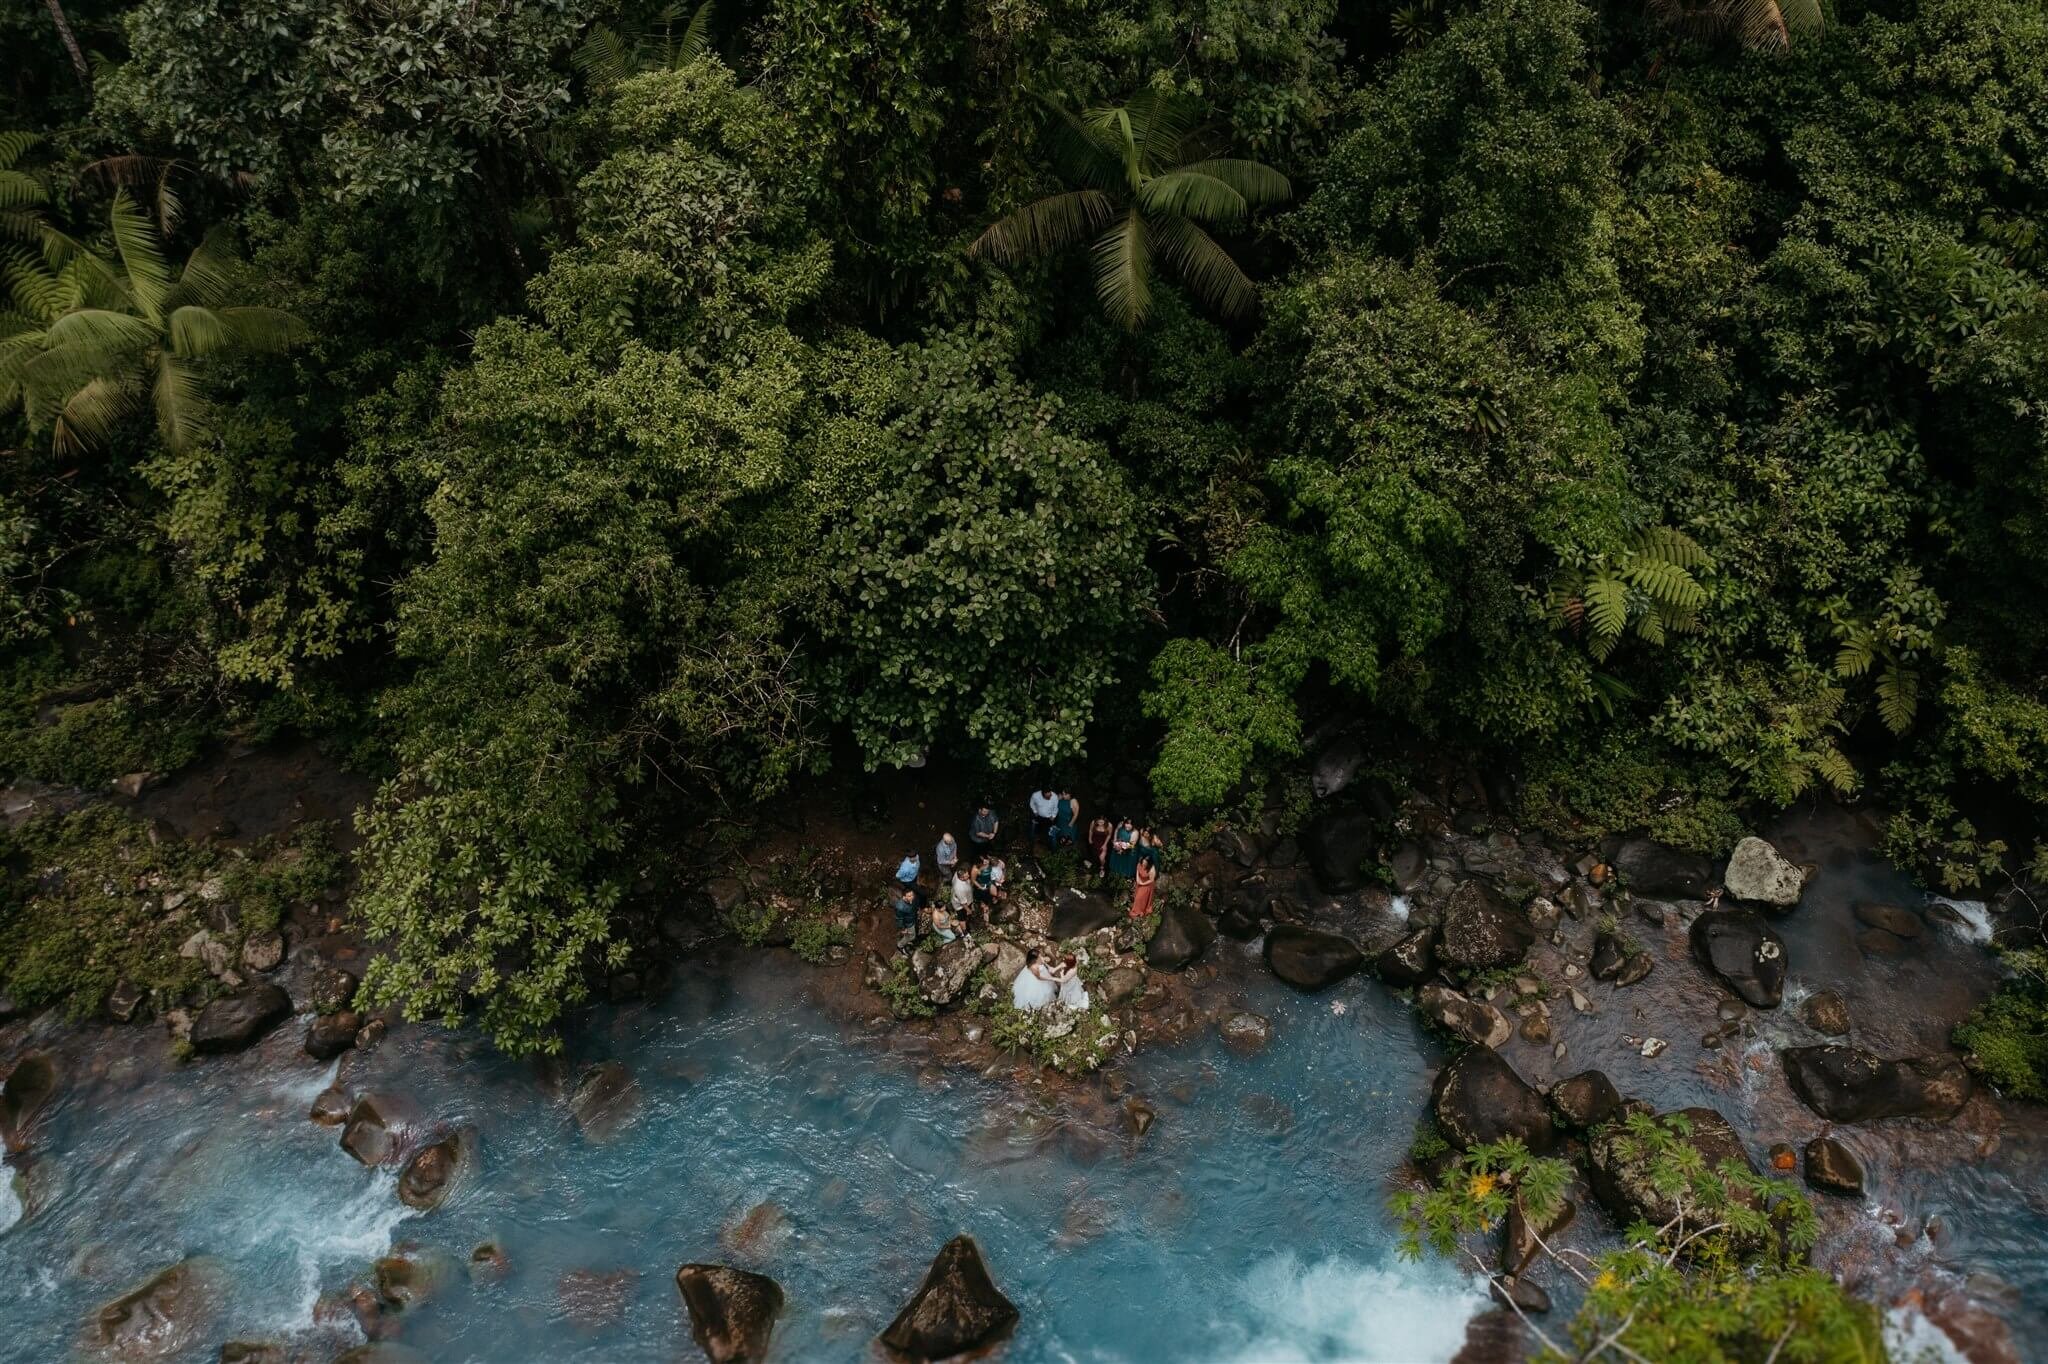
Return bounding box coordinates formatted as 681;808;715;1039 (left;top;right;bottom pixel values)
950;866;976;928
985;855;1008;908
888;881;918;948
1028;787;1060;847
1107;818;1139;880
1085;813;1114;881
971;856;995;911
1053;954;1091;1010
1137;826;1165;871
895;849;921;889
1049;791;1080;849
934;832;959;886
1130;858;1158;919
968;800;1001;852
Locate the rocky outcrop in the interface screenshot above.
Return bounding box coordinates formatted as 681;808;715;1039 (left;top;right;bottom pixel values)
1;1052;57;1145
1588;1106;1756;1235
1689;909;1786;1008
1098;966;1144;1007
1311;735;1366;800
1049;888;1120;939
912;939;987;1007
1304;808;1377;893
878;1236;1018;1361
1262;925;1363;991
1418;984;1511;1049
1549;1071;1621;1130
1375;925;1437;987
1612;840;1714;899
1781;1045;1971;1123
398;1132;466;1211
676;1263;784;1364
1146;897;1215;970
1723;836;1804;907
1437;882;1533;972
1430;1048;1555;1153
570;1061;641;1141
1502;1196;1575;1277
89;1259;218;1359
1212;892;1263;941
1803;1136;1865;1196
189;985;292;1055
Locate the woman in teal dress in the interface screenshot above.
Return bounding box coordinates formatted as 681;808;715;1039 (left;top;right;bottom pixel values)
1107;818;1140;879
1049;791;1079;849
1136;827;1165;871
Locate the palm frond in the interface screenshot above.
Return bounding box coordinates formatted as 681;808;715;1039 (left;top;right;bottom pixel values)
1173;158;1291;208
1121;89;1203;170
151;353;212;452
217;305;307;351
969;190;1115;264
1040;102;1128;193
168;229;240;310
42;307;156;355
674;0;716;62
1149;214;1259;323
51;374;140;457
1093;207;1152;331
107;191;173;322
82;154;188;235
0;132;41;173
1137;171;1250;226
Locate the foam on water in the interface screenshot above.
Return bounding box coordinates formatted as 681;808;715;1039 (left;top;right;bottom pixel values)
0;1164;21;1236
1222;1253;1486;1364
251;1169;415;1334
1885;1307;1973;1364
1927;897;1993;945
1387;895;1411;923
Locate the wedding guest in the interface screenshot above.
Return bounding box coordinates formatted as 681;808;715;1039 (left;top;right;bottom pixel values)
1130;858;1158;919
1049;791;1080;849
934;831;959;884
1107;818;1140;879
895;849;921;887
1028;787;1060;847
1085;814;1114;879
968;800;1001;850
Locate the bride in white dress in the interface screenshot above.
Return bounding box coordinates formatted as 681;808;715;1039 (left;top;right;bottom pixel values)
1052;954;1090;1010
1011;949;1058;1011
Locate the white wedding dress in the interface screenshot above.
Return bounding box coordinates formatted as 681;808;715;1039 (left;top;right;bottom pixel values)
1012;966;1057;1011
1057;974;1091;1011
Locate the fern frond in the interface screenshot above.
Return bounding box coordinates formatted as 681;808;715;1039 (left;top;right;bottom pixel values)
1813;746;1858;795
1622;556;1706;610
1585;574;1629;639
1633;610;1665;645
1834;628;1876;678
1635;525;1710;570
1876;664;1919;734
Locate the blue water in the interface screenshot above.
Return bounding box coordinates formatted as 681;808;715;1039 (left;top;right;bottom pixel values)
0;949;1487;1363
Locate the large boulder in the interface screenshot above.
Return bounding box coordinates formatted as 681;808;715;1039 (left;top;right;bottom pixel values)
307;967;359;1015
1689;909;1786;1008
1146;897;1215;970
1262;925;1363;991
1437;882;1533;972
1723;836;1805;907
305;1010;361;1061
1212;890;1263;941
1549;1071;1622;1130
1803;1137;1865;1197
88;1259;219;1359
1375;925;1437;987
878;1235;1018;1361
1430;1048;1555;1153
1311;736;1367;800
1781;1045;1972;1123
1;1052;57;1144
676;1263;784;1364
569;1061;641;1141
1304;808;1378;893
1588;1106;1757;1235
913;939;988;1008
1613;839;1714;900
1417;984;1511;1049
189;985;292;1055
1502;1195;1576;1277
1049;888;1120;939
398;1132;468;1211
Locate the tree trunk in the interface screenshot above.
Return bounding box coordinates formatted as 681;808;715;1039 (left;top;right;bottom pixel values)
43;0;92;93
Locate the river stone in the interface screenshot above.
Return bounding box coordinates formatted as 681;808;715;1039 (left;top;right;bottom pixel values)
1146;897;1216;970
398;1132;465;1211
1418;984;1511;1049
341;1095;394;1165
89;1259;219;1359
1437;881;1534;972
1589;1105;1758;1238
240;930;285;973
1311;735;1366;800
1804;1136;1865;1196
1688;909;1786;1008
676;1263;784;1364
1489;1274;1551;1315
878;1235;1018;1361
190;985;293;1055
1613;839;1715;899
1782;1045;1972;1123
220;1343;286;1363
1550;1070;1622;1130
1219;1011;1273;1055
1262;924;1363;991
1802;990;1851;1036
1389;841;1427;893
1;1052;57;1143
105;979;145;1024
1853;902;1924;939
1213;892;1263;941
1303;807;1377;893
1430;1048;1555;1153
1590;932;1650;984
1098;966;1144;1007
570;1061;641;1141
310;1084;351;1126
305;1010;360;1061
1723;836;1805;907
374;1251;453;1311
333;1346;427;1364
1049;888;1120;939
1375;925;1437;987
308;966;359;1015
1502;1195;1576;1277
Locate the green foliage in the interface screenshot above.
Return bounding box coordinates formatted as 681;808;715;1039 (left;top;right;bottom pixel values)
0;690;209;789
787;910;850;965
876;954;936;1019
981;997;1122;1075
1141;638;1300;808
1954;946;2048;1102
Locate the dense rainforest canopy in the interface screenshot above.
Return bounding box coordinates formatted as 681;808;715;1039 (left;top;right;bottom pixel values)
3;0;2047;1066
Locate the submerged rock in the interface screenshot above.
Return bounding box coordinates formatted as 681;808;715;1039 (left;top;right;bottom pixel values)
676;1263;784;1364
1430;1048;1555;1153
1218;1011;1273;1055
189;985;292;1055
398;1132;467;1211
87;1259;219;1359
1612;840;1714;900
373;1252;454;1312
341;1095;394;1166
1801;990;1852;1037
1852;902;1924;939
1145;897;1215;970
878;1235;1018;1361
556;1268;639;1328
1549;1071;1621;1130
1803;1136;1865;1196
1304;808;1377;893
1782;1045;1971;1123
1723;836;1805;907
1049;888;1120;939
1262;924;1363;991
1375;925;1437;987
1437;881;1533;972
1688;909;1786;1008
569;1061;641;1141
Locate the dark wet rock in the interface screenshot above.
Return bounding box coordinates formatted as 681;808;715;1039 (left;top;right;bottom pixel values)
1723;836;1804;907
1589;932;1632;982
1262;924;1363;991
2;1052;57;1143
1502;1195;1575;1276
333;1346;427;1364
1311;735;1366;800
1304;808;1377;893
1589;1106;1757;1237
305;1010;360;1061
1549;1071;1622;1130
703;876;747;916
878;1235;1018;1361
341;1095;394;1165
1431;1048;1555;1153
1489;1274;1551;1315
1418;984;1511;1049
89;1259;218;1359
1219;1011;1273;1055
1689;909;1786;1008
398;1133;465;1211
354;1018;387;1053
557;1268;639;1328
190;985;292;1055
1610;952;1653;987
309;1085;351;1126
469;1241;511;1283
569;1061;641;1141
1213;895;1262;941
373;1252;452;1312
1452;1309;1526;1364
1802;990;1852;1037
1437;881;1533;972
1804;1136;1865;1196
1858;927;1908;956
676;1263;784;1364
1526;897;1562;935
1049;887;1121;939
1214;826;1264;868
1146;897;1215;970
722;1202;792;1259
0;988;27;1022
1782;1045;1972;1123
219;1343;286;1363
1266;837;1299;867
105;979;146;1024
1124;1098;1157;1137
1389;841;1427;893
1375;925;1437;987
308;967;358;1015
1853;903;1924;939
1613;839;1715;899
1098;966;1144;1007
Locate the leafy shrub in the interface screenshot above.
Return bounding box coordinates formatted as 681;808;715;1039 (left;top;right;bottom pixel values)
1954;948;2048;1102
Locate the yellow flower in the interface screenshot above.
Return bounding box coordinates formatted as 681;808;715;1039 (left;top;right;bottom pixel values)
1467;1172;1498;1200
1593;1271;1620;1293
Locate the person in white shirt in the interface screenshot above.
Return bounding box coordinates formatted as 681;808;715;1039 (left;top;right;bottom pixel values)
1028;787;1060;847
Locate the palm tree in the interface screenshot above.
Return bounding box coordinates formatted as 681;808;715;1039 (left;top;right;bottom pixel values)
1;191;304;456
1646;0;1823;50
970;91;1290;330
